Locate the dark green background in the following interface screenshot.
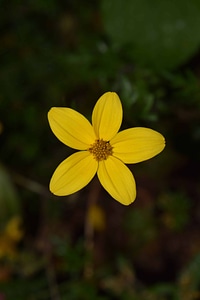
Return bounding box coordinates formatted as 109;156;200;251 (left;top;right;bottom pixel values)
0;0;200;299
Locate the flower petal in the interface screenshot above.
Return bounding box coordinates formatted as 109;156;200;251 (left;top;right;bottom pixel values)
97;156;136;205
50;151;98;196
48;107;96;150
92;92;122;140
111;127;165;163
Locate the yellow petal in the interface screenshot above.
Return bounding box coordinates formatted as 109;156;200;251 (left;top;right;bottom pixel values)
92;92;122;140
48;107;96;150
50;151;98;196
97;156;136;205
111;127;165;163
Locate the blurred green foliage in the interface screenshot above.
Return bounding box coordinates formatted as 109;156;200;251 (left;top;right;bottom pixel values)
0;166;21;224
158;192;191;232
102;0;200;70
0;0;200;299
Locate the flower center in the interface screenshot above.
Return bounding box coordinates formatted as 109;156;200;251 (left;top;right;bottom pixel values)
88;139;113;161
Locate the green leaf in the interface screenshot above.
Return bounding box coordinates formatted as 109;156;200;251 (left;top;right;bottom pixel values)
102;0;200;70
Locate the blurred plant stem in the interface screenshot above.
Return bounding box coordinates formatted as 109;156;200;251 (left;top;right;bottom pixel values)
11;170;49;196
84;178;101;279
45;253;60;300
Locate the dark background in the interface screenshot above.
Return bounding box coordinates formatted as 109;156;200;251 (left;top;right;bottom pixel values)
0;0;200;299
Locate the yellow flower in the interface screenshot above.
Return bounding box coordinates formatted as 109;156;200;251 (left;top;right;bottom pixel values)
5;216;23;242
87;204;106;231
48;92;165;205
0;216;23;259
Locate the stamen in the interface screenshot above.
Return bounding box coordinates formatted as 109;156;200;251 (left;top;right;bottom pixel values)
88;139;113;161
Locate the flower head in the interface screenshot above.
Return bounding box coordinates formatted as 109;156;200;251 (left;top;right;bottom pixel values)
48;92;165;205
0;216;23;259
